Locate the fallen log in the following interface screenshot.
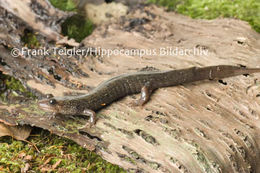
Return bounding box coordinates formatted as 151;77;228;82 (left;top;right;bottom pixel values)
0;1;260;172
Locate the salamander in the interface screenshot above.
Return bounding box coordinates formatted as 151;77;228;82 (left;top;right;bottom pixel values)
38;65;260;129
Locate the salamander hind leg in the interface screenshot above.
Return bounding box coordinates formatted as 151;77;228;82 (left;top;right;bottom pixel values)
133;81;153;106
78;109;96;130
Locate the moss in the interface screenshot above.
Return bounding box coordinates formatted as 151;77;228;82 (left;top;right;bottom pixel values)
49;0;94;43
0;130;126;172
21;30;40;48
148;0;185;11
147;0;260;33
5;78;30;96
0;73;35;102
61;14;94;42
49;0;76;11
21;104;46;115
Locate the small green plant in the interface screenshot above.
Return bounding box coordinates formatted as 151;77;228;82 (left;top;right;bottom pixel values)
49;0;76;11
147;0;260;33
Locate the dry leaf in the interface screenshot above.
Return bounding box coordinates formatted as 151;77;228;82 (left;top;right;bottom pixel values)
0;123;31;140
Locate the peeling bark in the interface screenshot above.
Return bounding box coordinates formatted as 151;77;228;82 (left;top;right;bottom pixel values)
0;1;260;172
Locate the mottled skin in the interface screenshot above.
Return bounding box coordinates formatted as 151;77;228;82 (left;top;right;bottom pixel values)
38;65;260;128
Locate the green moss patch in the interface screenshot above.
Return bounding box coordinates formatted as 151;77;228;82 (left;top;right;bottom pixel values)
50;0;94;43
49;0;76;11
0;130;125;172
148;0;260;33
0;73;35;102
61;14;94;43
21;30;40;49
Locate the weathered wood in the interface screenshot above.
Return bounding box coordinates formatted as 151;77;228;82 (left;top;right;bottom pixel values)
0;0;78;46
0;1;260;172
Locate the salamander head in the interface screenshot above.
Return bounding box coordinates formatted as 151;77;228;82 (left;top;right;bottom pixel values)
38;98;63;113
38;94;80;115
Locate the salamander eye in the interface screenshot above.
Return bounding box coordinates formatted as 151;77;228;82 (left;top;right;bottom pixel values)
49;99;57;105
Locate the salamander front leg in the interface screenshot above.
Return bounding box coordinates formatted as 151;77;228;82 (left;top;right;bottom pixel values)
134;82;153;106
78;109;96;129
